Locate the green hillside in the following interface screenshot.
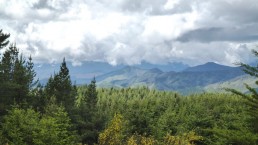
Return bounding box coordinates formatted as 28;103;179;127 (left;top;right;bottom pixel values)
204;75;256;93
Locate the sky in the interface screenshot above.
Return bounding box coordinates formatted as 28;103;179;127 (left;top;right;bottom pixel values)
1;0;258;66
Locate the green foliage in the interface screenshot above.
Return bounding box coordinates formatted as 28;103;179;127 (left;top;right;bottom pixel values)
0;29;92;144
93;87;250;144
75;78;105;145
222;49;258;144
0;44;37;117
211;128;258;145
1;106;76;145
45;58;76;111
1;107;39;144
34;104;77;145
0;29;10;49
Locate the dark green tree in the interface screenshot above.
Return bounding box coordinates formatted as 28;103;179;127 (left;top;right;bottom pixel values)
0;29;10;115
87;77;98;111
75;77;104;145
0;29;10;49
0;30;38;118
45;75;55;96
222;49;258;144
30;83;47;113
0;44;19;114
45;58;76;112
226;49;258;133
0;43;37;117
26;55;38;90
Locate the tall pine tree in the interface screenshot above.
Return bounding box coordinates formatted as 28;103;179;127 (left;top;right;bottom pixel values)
76;77;104;145
0;43;37;116
45;58;76;112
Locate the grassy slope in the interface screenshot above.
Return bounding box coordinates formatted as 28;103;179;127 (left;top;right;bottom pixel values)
204;75;256;93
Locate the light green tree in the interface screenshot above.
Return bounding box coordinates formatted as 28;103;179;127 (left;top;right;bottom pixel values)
1;105;76;145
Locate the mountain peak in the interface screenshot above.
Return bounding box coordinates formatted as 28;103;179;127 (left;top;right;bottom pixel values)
149;68;163;73
184;62;235;72
205;62;218;65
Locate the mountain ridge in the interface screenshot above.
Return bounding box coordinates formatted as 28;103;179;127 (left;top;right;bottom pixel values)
97;62;245;94
36;61;247;94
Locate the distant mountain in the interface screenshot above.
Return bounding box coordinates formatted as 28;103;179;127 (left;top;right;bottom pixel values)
35;61;125;84
35;61;189;85
184;62;236;72
135;61;189;72
97;62;245;94
97;66;163;88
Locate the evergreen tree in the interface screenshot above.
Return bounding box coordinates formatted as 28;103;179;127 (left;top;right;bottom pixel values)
56;58;75;108
0;44;37;116
45;75;55;97
226;49;258;134
0;29;10;49
1;107;40;144
1;106;76;145
0;29;41;112
0;44;19;116
75;77;104;145
45;58;76;112
31;83;46;113
26;55;38;90
87;77;98;112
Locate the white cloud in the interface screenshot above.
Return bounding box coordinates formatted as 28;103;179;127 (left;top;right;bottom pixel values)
164;0;180;10
0;0;257;66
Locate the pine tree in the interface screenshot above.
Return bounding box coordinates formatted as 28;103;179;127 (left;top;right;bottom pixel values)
0;29;10;49
0;29;39;117
226;49;258;140
0;44;37;115
26;55;38;90
45;75;55;96
45;58;76;111
75;77;104;145
87;77;98;111
56;58;74;108
0;44;19;115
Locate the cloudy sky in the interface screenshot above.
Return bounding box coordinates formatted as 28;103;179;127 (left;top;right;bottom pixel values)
1;0;258;66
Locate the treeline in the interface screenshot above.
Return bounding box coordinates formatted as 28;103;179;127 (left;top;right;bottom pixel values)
0;29;258;144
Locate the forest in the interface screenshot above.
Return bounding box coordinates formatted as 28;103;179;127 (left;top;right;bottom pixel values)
0;30;258;145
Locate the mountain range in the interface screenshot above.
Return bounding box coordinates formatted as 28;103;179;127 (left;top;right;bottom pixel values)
35;61;253;94
35;61;189;84
96;62;246;94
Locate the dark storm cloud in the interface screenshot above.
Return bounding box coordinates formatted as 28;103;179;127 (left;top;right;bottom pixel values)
177;26;258;43
208;0;258;24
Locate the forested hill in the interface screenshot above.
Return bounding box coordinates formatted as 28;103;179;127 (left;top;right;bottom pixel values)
96;62;245;94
